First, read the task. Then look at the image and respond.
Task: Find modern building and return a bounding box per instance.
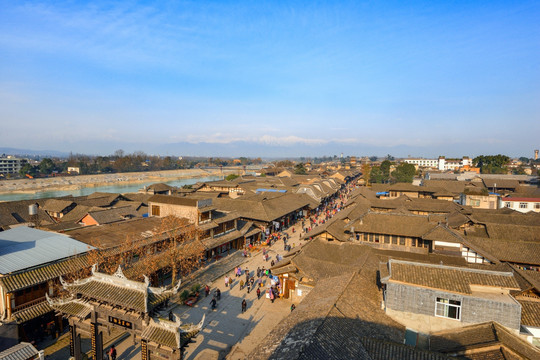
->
[0,156,28,175]
[404,156,472,171]
[501,197,540,213]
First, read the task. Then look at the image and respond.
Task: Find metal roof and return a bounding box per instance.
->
[0,342,39,360]
[255,188,287,193]
[0,226,92,274]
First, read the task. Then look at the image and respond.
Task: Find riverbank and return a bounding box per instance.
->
[0,168,242,196]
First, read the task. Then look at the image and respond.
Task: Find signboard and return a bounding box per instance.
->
[141,339,148,360]
[90,323,96,357]
[69,325,74,356]
[108,316,133,329]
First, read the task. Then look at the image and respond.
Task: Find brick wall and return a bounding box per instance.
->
[385,282,521,330]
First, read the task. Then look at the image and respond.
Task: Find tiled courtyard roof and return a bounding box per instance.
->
[385,260,519,294]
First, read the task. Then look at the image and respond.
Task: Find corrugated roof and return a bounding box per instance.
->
[0,342,39,360]
[0,227,92,274]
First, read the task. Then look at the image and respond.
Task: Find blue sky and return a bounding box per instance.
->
[1,1,539,157]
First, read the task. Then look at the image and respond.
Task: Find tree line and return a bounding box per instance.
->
[18,150,263,177]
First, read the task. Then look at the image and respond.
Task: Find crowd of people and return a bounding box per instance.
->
[203,182,355,317]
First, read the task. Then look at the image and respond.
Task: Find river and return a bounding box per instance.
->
[0,175,225,202]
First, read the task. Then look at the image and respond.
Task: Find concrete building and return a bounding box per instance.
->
[403,156,472,171]
[501,196,540,213]
[0,156,28,175]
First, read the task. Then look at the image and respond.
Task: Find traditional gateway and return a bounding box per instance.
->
[47,265,204,360]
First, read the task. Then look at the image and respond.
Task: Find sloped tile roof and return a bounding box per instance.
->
[11,300,53,323]
[387,260,519,294]
[41,199,74,213]
[141,326,178,349]
[350,212,436,238]
[0,255,89,292]
[465,237,540,266]
[518,300,540,327]
[430,321,540,360]
[65,280,147,313]
[50,300,92,319]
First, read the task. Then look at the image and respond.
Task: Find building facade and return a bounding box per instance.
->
[0,156,28,175]
[381,260,522,333]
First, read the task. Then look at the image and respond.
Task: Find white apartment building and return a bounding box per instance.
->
[404,156,471,171]
[500,197,540,213]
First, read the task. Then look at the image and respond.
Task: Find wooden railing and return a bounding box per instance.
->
[13,296,46,312]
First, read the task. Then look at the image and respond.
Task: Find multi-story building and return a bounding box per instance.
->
[0,156,28,175]
[403,156,471,171]
[501,197,540,213]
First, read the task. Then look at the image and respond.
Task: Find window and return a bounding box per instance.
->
[374,234,380,243]
[470,199,480,207]
[392,236,397,245]
[435,297,461,320]
[384,235,390,244]
[505,202,511,208]
[151,205,160,216]
[535,203,540,209]
[519,202,528,209]
[399,236,405,246]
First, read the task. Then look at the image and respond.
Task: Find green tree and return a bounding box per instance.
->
[19,163,36,177]
[370,166,384,183]
[369,156,378,162]
[391,163,416,183]
[380,160,392,183]
[39,158,56,174]
[225,174,240,181]
[294,163,307,175]
[473,154,510,174]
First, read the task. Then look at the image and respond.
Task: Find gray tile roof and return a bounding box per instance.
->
[385,260,520,294]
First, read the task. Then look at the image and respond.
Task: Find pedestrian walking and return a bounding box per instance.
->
[241,299,247,313]
[247,282,251,293]
[224,276,229,288]
[270,290,275,303]
[205,285,210,297]
[229,276,233,287]
[216,288,221,300]
[256,287,261,299]
[291,304,296,312]
[109,344,117,360]
[240,279,244,290]
[210,296,217,310]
